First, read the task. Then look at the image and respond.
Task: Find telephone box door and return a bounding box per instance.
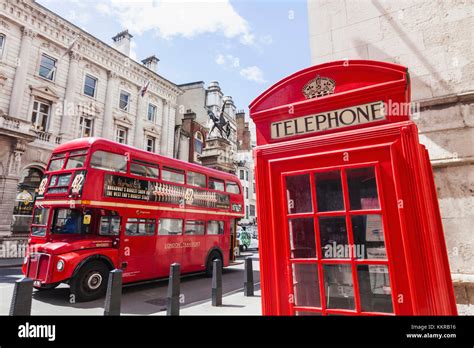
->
[270,144,411,316]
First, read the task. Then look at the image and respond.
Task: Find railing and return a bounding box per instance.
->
[0,115,35,135]
[36,131,52,142]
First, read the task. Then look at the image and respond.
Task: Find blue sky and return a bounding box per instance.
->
[38,0,310,115]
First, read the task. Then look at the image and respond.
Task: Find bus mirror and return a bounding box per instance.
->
[83,214,91,225]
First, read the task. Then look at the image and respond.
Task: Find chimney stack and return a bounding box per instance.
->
[142,55,160,73]
[112,30,133,57]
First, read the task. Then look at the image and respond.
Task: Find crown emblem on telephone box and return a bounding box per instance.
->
[302,75,336,99]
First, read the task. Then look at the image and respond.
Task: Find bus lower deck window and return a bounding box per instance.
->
[208,221,224,235]
[158,218,183,235]
[125,218,155,236]
[99,216,121,235]
[185,220,205,235]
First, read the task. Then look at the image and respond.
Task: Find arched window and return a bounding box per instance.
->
[194,131,204,154]
[12,167,44,233]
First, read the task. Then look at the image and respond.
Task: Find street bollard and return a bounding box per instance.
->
[244,257,254,297]
[167,263,181,316]
[104,269,123,316]
[211,259,222,306]
[10,278,33,316]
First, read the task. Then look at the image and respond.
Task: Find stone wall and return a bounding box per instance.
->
[308,0,474,308]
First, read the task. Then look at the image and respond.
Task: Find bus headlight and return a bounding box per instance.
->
[56,259,65,272]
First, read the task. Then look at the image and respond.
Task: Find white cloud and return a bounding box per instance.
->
[97,0,255,45]
[215,54,240,69]
[239,66,266,83]
[259,34,273,45]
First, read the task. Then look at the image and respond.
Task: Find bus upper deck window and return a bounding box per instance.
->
[130,160,159,178]
[226,181,240,194]
[48,153,66,171]
[65,149,88,169]
[187,171,206,188]
[209,178,225,191]
[162,167,185,184]
[90,151,127,173]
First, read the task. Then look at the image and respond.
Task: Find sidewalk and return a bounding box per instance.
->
[155,286,262,315]
[0,258,22,268]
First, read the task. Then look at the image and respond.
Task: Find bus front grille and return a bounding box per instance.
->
[26,253,51,283]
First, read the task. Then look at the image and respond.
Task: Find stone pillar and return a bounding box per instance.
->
[133,87,147,149]
[160,100,169,156]
[168,105,176,158]
[0,140,26,236]
[102,72,118,140]
[8,27,36,120]
[60,52,81,141]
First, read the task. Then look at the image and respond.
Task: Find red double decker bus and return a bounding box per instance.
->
[22,138,244,301]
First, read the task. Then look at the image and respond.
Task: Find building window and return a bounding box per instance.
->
[116,126,128,144]
[31,99,50,131]
[39,54,56,80]
[250,204,256,217]
[245,170,249,181]
[194,132,204,154]
[12,167,44,234]
[79,116,93,137]
[147,103,157,122]
[246,187,249,199]
[246,205,249,219]
[240,169,244,180]
[83,74,97,97]
[0,34,5,58]
[119,90,130,111]
[145,136,155,152]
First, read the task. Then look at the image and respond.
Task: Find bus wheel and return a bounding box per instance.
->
[70,261,109,302]
[205,251,222,278]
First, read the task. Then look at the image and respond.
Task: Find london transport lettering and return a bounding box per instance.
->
[104,174,231,209]
[271,101,385,139]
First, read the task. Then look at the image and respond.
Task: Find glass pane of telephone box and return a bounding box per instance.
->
[357,265,393,313]
[292,263,321,308]
[351,215,387,259]
[286,174,312,214]
[323,264,355,310]
[315,170,344,212]
[319,217,349,259]
[347,167,380,210]
[288,218,316,258]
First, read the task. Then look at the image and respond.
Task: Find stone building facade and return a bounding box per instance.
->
[0,0,181,248]
[307,0,473,309]
[235,111,256,225]
[176,81,238,174]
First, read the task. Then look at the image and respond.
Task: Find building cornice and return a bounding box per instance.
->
[0,0,183,101]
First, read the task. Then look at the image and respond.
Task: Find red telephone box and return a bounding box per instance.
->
[249,60,457,316]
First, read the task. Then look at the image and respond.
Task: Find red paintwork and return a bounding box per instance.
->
[250,60,457,316]
[23,138,244,287]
